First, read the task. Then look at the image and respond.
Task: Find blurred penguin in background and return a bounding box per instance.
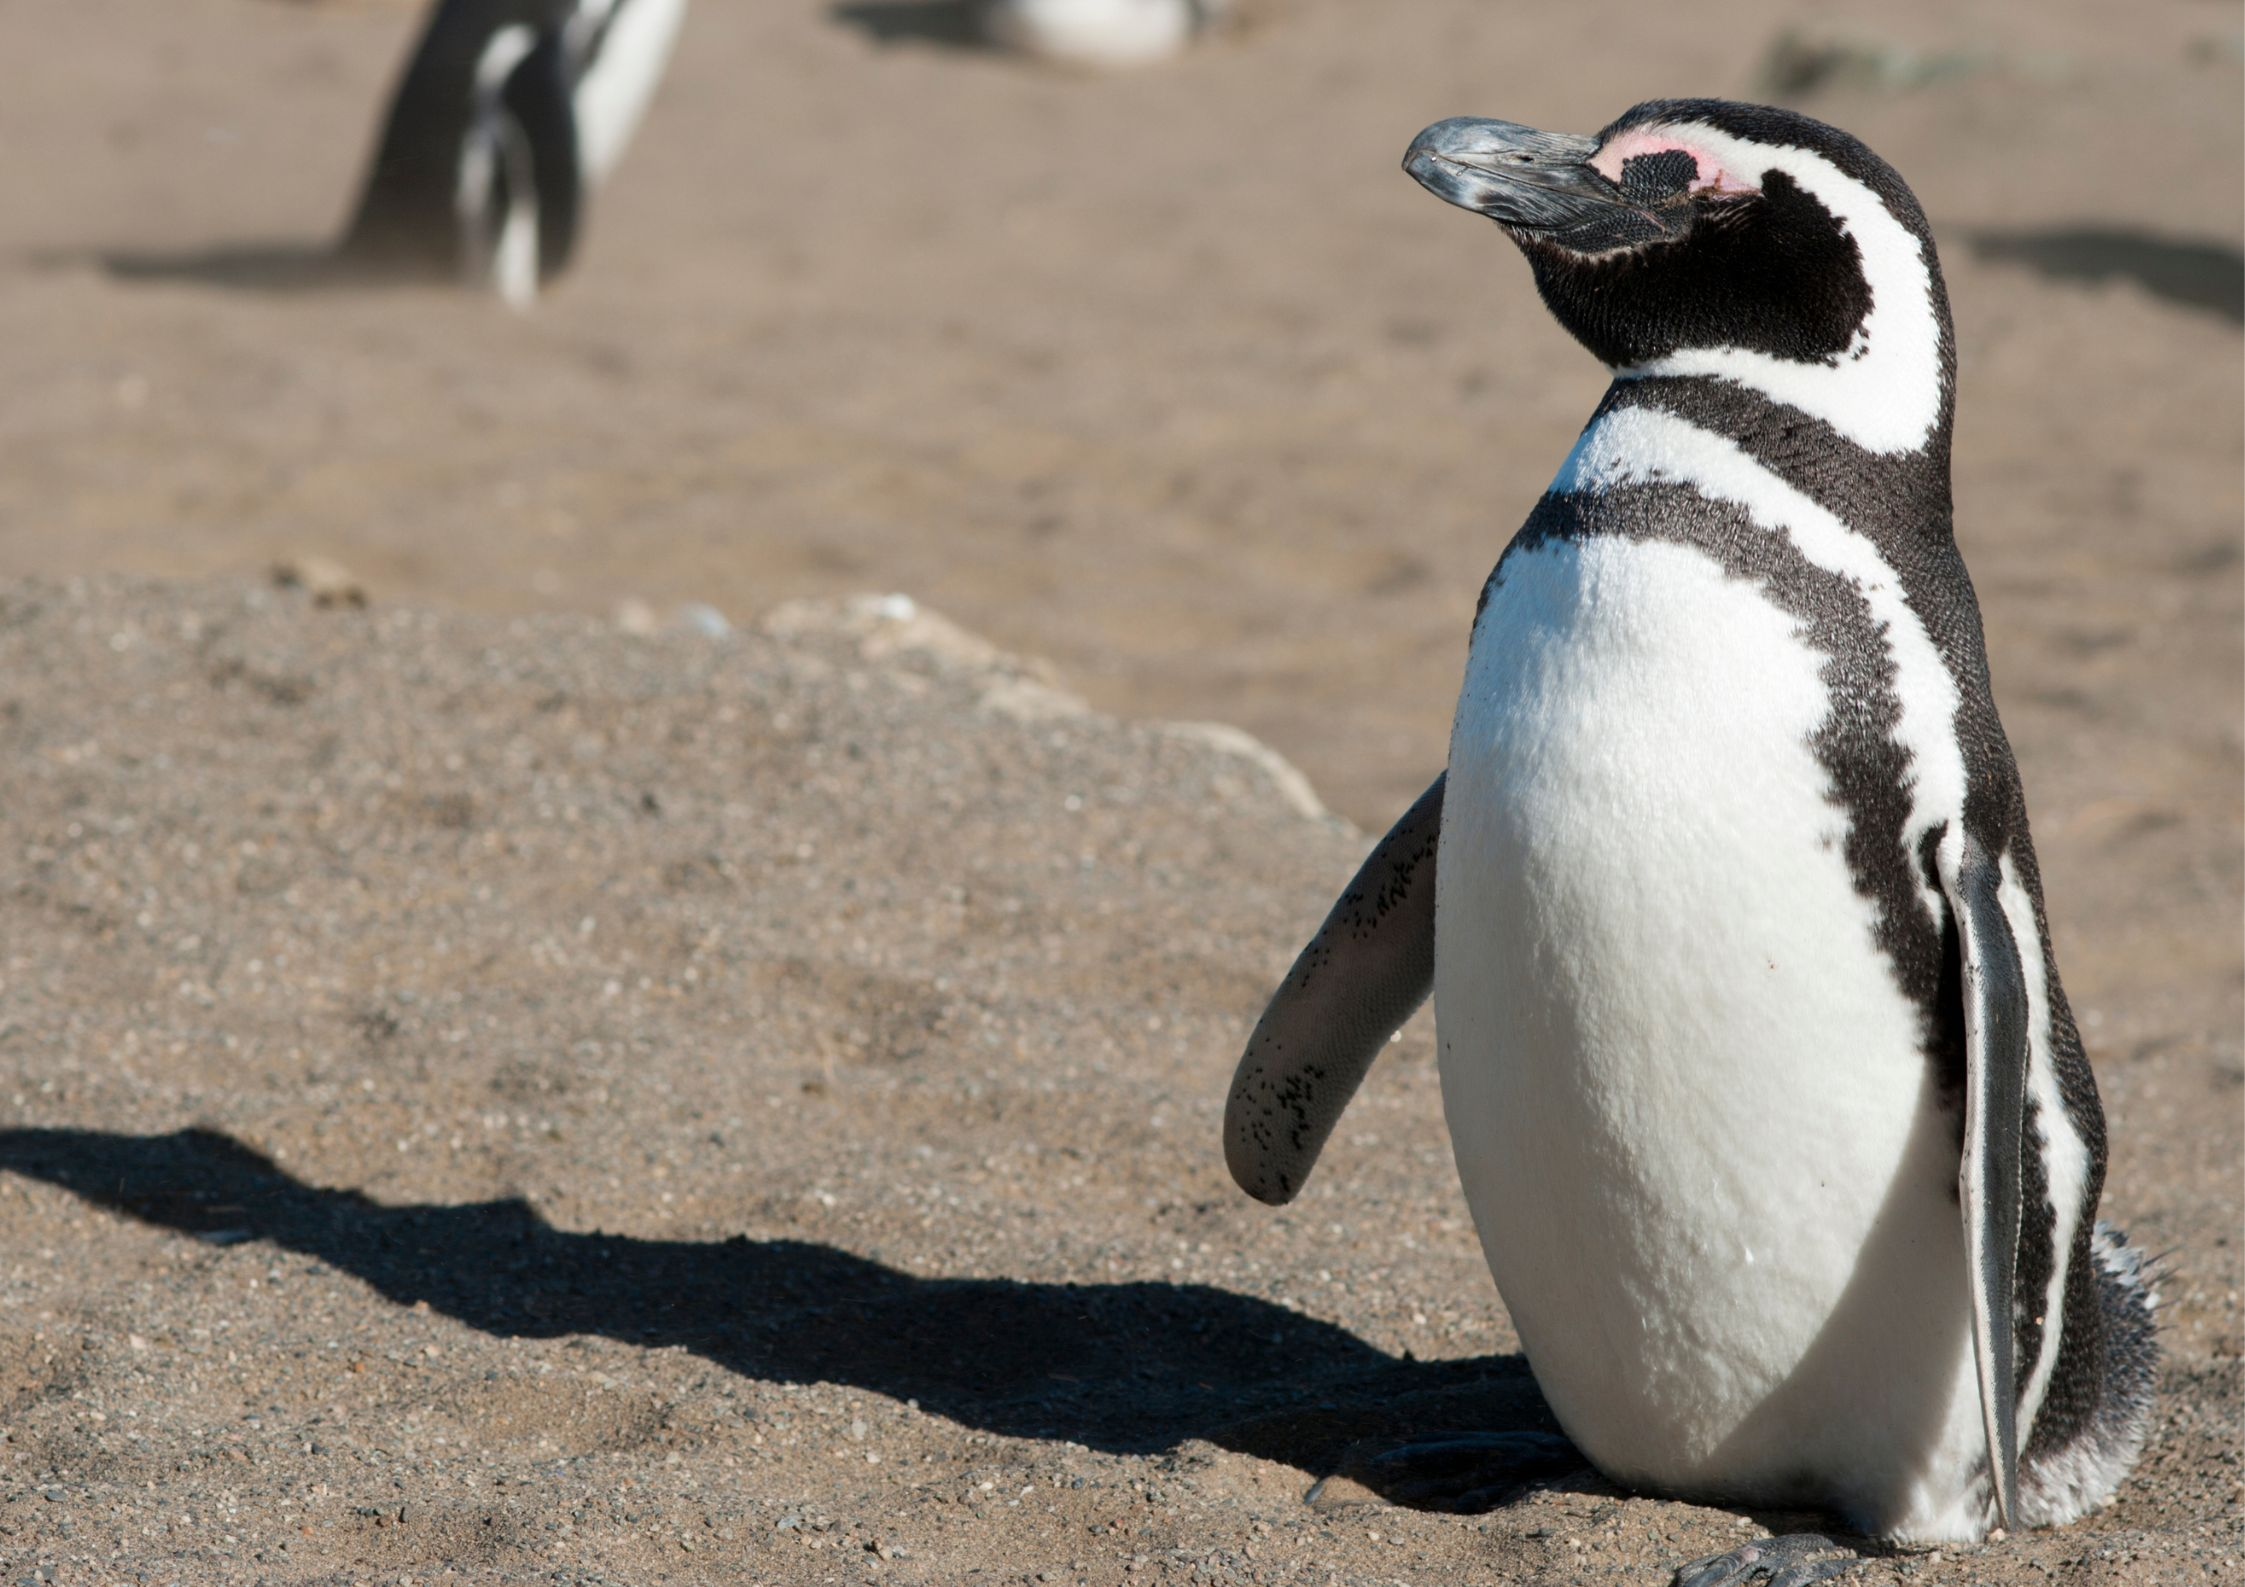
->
[340,0,689,308]
[982,0,1232,68]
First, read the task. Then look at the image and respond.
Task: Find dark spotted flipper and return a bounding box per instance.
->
[1224,774,1444,1205]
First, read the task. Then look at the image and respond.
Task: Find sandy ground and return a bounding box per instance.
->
[0,576,2235,1587]
[0,1,2239,1584]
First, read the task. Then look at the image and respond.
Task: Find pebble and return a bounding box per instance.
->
[673,603,731,640]
[270,556,367,609]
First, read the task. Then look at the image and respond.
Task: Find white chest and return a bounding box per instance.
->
[1434,531,1984,1536]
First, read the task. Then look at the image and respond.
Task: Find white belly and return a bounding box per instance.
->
[1434,533,1988,1539]
[572,0,690,188]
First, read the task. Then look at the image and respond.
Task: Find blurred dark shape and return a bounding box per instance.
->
[1756,31,1990,98]
[339,0,589,307]
[341,0,688,306]
[830,1,987,50]
[1971,228,2245,324]
[0,1124,1586,1507]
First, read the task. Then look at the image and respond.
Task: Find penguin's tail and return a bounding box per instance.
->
[2017,1222,2159,1529]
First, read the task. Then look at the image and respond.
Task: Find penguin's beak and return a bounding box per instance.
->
[1404,117,1671,241]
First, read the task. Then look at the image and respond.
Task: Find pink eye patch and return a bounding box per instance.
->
[1592,130,1760,198]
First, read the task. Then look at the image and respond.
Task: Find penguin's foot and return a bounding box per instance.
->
[1671,1534,1858,1587]
[1305,1430,1585,1513]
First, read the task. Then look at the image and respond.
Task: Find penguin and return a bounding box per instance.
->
[981,0,1231,69]
[1222,100,2156,1582]
[338,0,689,307]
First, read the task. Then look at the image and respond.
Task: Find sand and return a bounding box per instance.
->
[0,1,2239,1583]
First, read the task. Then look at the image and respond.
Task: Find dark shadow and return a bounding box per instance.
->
[89,243,360,294]
[63,243,465,296]
[830,1,989,50]
[0,1126,1575,1504]
[1970,227,2245,324]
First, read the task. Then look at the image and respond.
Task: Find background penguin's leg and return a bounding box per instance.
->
[1223,773,1442,1205]
[501,31,584,286]
[1946,831,2030,1530]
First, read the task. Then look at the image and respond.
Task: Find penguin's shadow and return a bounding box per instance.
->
[57,243,447,297]
[829,2,990,52]
[0,1126,1578,1507]
[90,243,348,294]
[1969,226,2245,324]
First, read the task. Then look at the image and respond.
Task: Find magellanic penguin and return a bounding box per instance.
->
[1222,99,2156,1575]
[981,0,1232,69]
[339,0,689,308]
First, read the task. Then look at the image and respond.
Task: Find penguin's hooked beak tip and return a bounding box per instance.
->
[1404,116,1666,241]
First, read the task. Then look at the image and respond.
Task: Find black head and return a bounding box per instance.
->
[1403,100,1952,441]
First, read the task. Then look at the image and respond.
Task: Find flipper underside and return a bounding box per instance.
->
[1224,773,1444,1204]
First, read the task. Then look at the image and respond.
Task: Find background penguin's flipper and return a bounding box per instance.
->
[1947,832,2029,1529]
[502,31,584,282]
[1224,773,1443,1205]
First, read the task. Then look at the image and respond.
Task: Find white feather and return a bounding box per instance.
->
[569,0,689,187]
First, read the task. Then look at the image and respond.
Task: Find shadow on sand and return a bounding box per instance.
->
[1969,226,2245,324]
[0,1126,1579,1505]
[829,2,989,51]
[91,243,352,293]
[67,243,464,297]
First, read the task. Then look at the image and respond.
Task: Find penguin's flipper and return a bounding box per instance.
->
[1946,832,2030,1530]
[1224,773,1444,1205]
[502,31,584,282]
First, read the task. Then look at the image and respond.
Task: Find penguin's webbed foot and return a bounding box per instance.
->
[1671,1533,1858,1587]
[1305,1430,1586,1513]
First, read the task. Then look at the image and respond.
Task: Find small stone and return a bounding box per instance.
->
[672,603,731,640]
[272,555,367,609]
